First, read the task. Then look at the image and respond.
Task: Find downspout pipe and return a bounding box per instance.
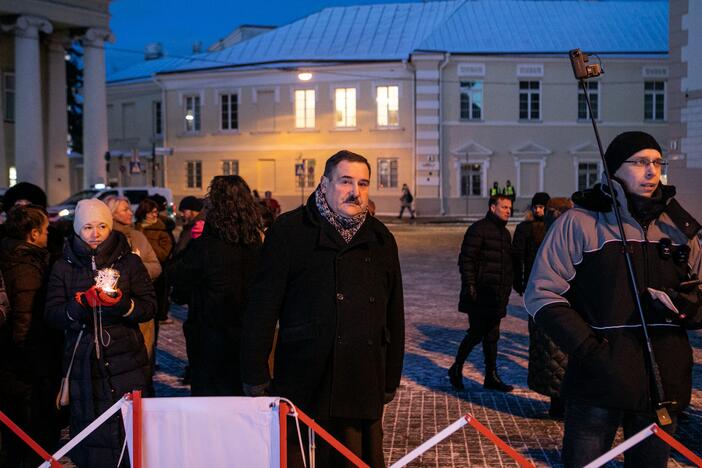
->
[438,52,450,215]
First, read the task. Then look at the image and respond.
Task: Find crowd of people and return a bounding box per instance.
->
[0,131,701,468]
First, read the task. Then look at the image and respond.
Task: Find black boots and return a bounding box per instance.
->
[483,370,513,392]
[448,363,464,390]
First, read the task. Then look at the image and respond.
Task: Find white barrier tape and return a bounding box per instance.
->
[583,424,656,468]
[390,416,468,468]
[120,400,134,467]
[38,397,128,468]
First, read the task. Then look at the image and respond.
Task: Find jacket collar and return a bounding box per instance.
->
[64,230,131,268]
[485,210,508,228]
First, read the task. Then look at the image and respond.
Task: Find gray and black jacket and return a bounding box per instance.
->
[525,179,702,413]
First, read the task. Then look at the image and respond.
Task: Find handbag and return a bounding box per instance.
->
[56,329,83,409]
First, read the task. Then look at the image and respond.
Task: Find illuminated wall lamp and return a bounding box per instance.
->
[298,72,313,81]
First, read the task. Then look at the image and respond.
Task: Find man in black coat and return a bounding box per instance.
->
[449,194,513,392]
[241,150,405,468]
[512,192,550,295]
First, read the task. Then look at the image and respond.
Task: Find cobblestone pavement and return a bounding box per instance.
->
[154,224,702,467]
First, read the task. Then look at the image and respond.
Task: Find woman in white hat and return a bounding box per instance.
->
[45,199,156,468]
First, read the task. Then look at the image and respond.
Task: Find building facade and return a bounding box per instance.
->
[0,0,112,203]
[107,0,686,216]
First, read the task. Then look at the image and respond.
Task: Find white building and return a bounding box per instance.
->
[107,0,694,216]
[0,0,112,203]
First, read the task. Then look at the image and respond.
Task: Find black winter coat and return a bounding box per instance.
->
[45,231,156,468]
[527,317,567,398]
[511,219,546,295]
[241,195,405,420]
[173,227,260,396]
[458,211,513,316]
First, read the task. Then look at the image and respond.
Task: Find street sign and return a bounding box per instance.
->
[295,162,305,177]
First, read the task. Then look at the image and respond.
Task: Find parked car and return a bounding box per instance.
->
[48,186,174,223]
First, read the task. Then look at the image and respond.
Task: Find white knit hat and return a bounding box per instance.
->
[74,199,113,235]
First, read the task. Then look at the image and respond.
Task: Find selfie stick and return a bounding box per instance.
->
[569,49,673,426]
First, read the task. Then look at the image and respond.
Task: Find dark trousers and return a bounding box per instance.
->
[562,401,677,468]
[454,313,502,372]
[287,417,384,468]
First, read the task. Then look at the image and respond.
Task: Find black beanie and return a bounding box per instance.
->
[604,131,662,175]
[3,182,47,211]
[531,192,551,208]
[178,196,203,212]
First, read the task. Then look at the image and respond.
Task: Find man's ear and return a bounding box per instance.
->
[28,228,40,243]
[320,176,329,193]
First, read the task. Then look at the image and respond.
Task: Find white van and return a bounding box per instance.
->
[48,186,173,223]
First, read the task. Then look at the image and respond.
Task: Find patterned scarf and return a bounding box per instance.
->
[314,185,367,243]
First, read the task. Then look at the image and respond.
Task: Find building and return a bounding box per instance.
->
[669,0,702,221]
[107,0,680,216]
[0,0,112,203]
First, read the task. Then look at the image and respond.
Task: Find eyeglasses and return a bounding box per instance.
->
[621,158,669,168]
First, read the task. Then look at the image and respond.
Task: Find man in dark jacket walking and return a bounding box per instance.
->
[449,194,513,392]
[525,132,702,467]
[241,150,404,468]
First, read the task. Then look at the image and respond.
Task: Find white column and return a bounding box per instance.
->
[13,16,53,188]
[46,34,70,203]
[82,27,113,188]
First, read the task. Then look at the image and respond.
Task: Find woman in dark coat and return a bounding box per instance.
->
[172,175,262,396]
[45,199,156,468]
[0,205,63,466]
[135,198,174,325]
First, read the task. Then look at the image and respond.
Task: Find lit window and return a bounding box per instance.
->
[184,95,201,132]
[460,81,483,121]
[644,81,666,121]
[294,89,315,129]
[335,88,356,127]
[376,85,399,127]
[8,166,17,187]
[519,81,540,120]
[186,160,202,189]
[221,93,239,130]
[377,158,398,188]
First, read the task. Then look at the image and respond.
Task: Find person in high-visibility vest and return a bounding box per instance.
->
[490,181,501,197]
[503,180,516,215]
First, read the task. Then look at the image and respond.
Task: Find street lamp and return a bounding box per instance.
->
[297,71,312,81]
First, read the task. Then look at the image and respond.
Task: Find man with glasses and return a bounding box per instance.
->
[525,131,702,467]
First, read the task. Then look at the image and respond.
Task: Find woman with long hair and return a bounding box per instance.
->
[45,199,155,467]
[173,175,262,395]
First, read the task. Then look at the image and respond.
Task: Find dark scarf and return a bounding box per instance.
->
[627,186,666,229]
[314,186,367,243]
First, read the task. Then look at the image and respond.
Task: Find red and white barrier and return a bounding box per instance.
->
[583,423,702,468]
[390,413,535,468]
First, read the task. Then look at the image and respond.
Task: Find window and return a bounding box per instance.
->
[8,166,17,187]
[460,81,483,120]
[376,85,399,127]
[377,159,398,189]
[221,93,238,130]
[578,162,600,192]
[296,159,316,188]
[186,160,202,189]
[3,73,15,121]
[519,81,540,120]
[460,163,482,196]
[578,81,599,120]
[294,89,315,129]
[184,95,201,132]
[644,81,665,121]
[335,87,356,127]
[153,101,162,136]
[222,159,238,175]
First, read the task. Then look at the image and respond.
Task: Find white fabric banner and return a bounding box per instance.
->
[124,396,281,468]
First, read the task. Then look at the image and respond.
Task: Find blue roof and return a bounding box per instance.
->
[107,0,667,83]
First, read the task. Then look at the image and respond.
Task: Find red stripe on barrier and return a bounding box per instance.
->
[0,410,62,467]
[465,415,536,468]
[651,424,702,467]
[280,402,289,468]
[132,391,143,468]
[282,403,370,468]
